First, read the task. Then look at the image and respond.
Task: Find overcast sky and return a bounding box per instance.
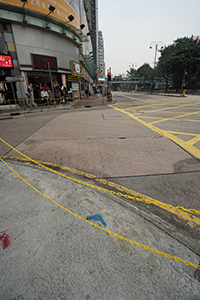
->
[98,0,200,76]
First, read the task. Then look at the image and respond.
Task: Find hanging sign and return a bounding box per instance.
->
[0,55,13,68]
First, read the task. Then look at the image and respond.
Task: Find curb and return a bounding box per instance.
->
[0,98,115,118]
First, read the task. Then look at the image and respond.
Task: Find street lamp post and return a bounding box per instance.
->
[149,41,163,94]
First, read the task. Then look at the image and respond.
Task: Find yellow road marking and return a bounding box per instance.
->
[169,119,200,123]
[141,116,171,120]
[109,105,200,161]
[1,157,199,270]
[166,131,196,136]
[186,135,200,146]
[150,110,200,124]
[121,98,197,110]
[3,155,200,228]
[135,111,184,114]
[135,102,200,114]
[138,116,200,123]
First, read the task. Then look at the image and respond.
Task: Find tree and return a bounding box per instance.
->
[113,74,124,81]
[136,63,152,78]
[126,67,137,79]
[157,37,200,91]
[136,63,153,89]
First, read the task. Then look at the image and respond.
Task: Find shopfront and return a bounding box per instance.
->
[25,54,62,102]
[60,61,82,100]
[0,54,16,104]
[66,74,80,100]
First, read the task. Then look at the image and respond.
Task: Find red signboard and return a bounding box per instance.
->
[32,54,57,71]
[0,55,13,68]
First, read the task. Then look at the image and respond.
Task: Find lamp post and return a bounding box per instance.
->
[149,41,163,94]
[129,63,137,92]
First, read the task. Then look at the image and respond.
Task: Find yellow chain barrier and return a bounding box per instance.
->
[0,95,93,108]
[1,137,200,217]
[0,97,64,108]
[0,156,199,270]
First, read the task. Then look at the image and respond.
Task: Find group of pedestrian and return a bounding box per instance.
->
[85,89,91,98]
[26,83,71,107]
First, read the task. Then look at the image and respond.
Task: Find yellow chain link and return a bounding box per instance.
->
[1,137,200,216]
[0,156,199,270]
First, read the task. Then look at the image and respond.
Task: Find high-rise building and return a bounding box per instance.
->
[98,31,105,78]
[83,0,98,79]
[0,0,95,102]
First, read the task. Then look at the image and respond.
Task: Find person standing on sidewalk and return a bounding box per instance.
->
[85,89,89,98]
[64,87,70,103]
[27,83,37,107]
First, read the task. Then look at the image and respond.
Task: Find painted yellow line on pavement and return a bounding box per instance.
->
[140,116,166,120]
[1,157,199,270]
[169,119,200,123]
[3,155,200,228]
[139,102,200,114]
[109,105,200,162]
[186,135,200,146]
[166,131,196,136]
[150,110,200,125]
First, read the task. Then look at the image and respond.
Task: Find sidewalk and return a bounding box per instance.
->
[0,159,200,299]
[0,95,112,117]
[72,95,109,107]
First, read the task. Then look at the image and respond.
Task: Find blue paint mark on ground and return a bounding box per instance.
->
[86,214,107,227]
[3,156,12,161]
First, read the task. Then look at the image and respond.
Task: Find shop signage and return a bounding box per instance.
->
[70,61,82,76]
[72,82,79,91]
[0,0,80,30]
[61,74,67,87]
[6,76,24,82]
[67,74,80,81]
[0,55,13,68]
[32,54,58,71]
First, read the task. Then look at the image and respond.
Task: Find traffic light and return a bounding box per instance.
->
[108,72,111,81]
[185,71,188,75]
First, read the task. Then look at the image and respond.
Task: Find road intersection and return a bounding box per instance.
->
[0,92,200,298]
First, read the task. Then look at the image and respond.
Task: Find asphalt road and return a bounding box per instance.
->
[0,93,200,252]
[110,92,200,247]
[1,93,200,298]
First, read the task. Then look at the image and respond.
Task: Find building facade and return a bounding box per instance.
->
[83,0,98,79]
[98,30,105,78]
[0,0,95,103]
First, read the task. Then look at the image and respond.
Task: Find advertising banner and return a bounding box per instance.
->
[0,0,80,29]
[61,74,66,87]
[0,55,13,68]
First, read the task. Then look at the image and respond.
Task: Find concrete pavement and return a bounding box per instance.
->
[0,160,200,299]
[1,104,200,247]
[1,94,200,298]
[0,94,111,117]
